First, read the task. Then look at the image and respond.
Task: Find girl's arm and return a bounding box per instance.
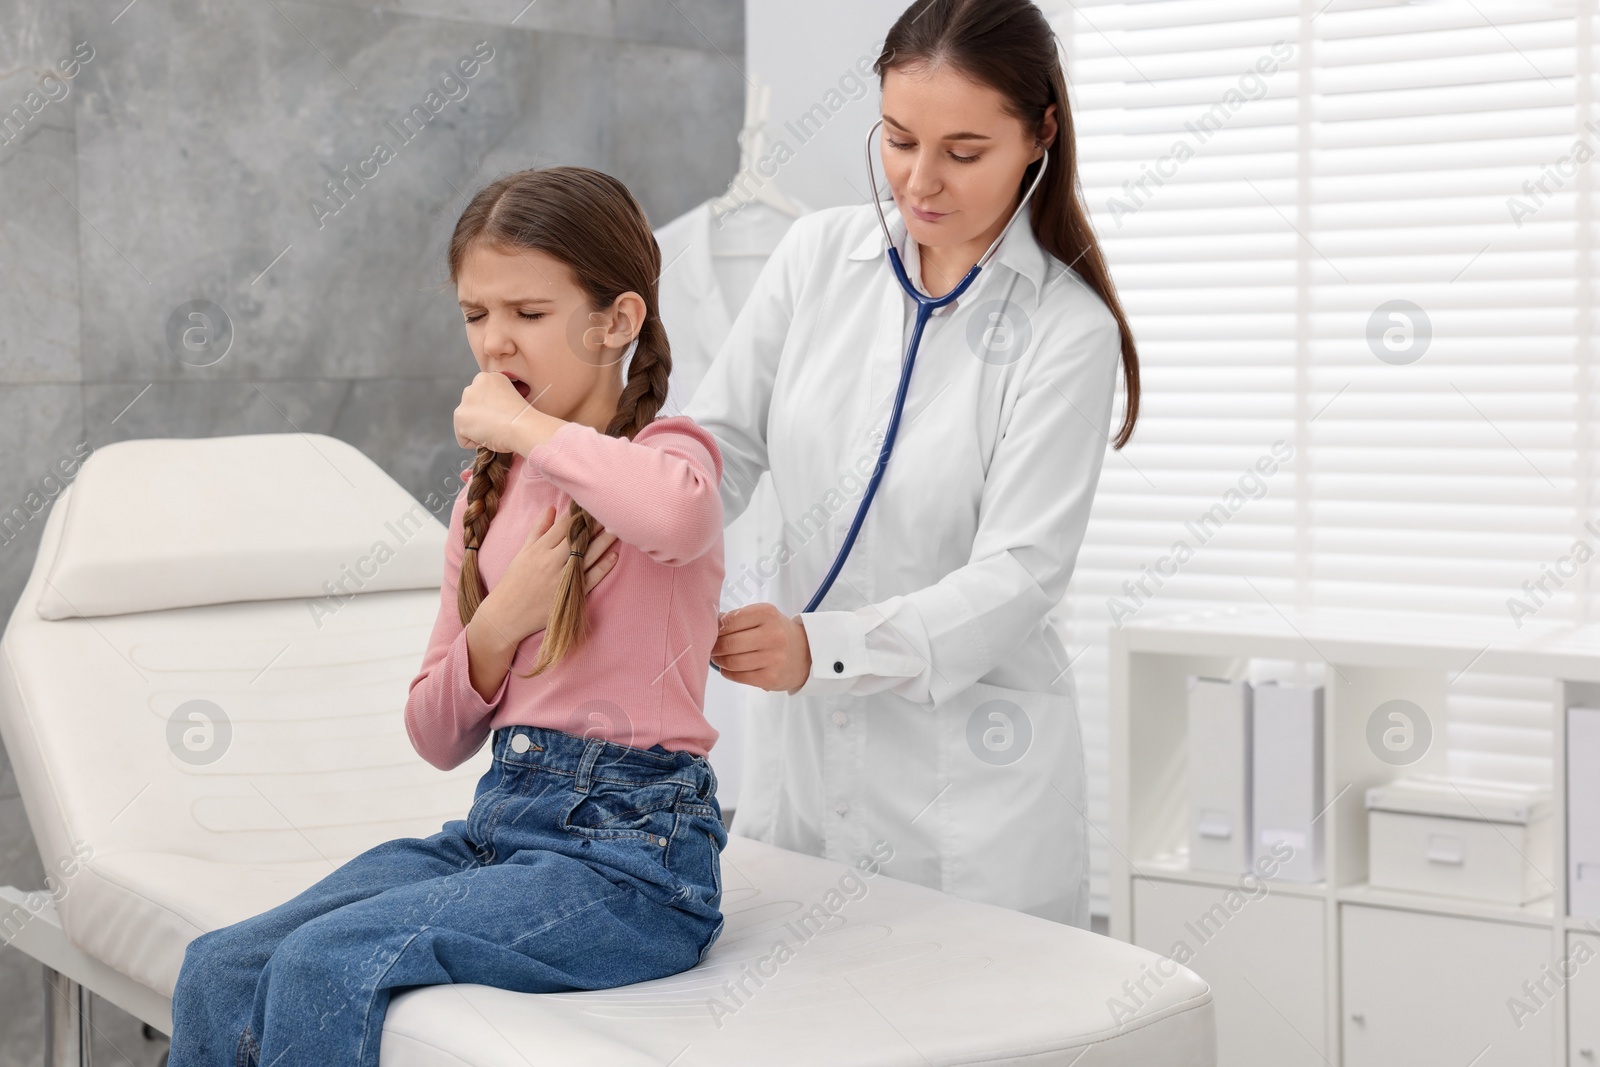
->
[465,603,518,703]
[525,415,723,566]
[404,483,509,771]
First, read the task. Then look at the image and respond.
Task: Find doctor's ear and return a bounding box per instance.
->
[1033,103,1059,161]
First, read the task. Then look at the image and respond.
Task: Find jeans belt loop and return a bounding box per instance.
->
[575,738,601,793]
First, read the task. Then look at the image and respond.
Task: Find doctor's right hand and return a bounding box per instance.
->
[711,603,813,694]
[481,504,619,642]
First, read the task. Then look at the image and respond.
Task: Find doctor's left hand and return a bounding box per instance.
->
[455,371,539,454]
[711,603,812,694]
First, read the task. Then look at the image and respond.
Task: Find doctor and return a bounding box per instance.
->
[687,0,1140,928]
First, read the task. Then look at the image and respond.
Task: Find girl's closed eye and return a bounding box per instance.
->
[463,310,547,323]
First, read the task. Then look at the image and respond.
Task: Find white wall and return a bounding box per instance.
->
[743,1,1076,209]
[744,0,907,210]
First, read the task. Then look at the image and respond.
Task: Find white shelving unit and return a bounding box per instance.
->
[1109,604,1600,1067]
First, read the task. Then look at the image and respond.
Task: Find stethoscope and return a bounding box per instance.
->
[711,120,1049,673]
[800,120,1051,613]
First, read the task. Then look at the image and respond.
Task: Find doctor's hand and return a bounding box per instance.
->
[710,603,812,694]
[479,504,618,643]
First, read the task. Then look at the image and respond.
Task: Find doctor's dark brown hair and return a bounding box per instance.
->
[447,166,672,676]
[878,0,1141,448]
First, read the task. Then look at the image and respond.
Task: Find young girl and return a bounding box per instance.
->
[166,166,729,1067]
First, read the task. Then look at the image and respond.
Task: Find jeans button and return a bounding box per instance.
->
[510,733,531,754]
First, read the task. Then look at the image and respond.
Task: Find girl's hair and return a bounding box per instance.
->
[447,166,671,676]
[878,0,1141,448]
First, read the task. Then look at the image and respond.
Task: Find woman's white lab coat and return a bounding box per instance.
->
[684,196,1121,928]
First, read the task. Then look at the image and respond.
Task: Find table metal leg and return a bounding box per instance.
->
[42,965,92,1067]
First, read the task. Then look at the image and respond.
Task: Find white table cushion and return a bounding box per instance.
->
[0,436,1215,1066]
[77,837,1215,1066]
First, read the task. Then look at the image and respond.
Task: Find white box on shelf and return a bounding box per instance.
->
[1188,676,1253,874]
[1570,706,1600,919]
[1365,776,1552,906]
[1251,681,1324,883]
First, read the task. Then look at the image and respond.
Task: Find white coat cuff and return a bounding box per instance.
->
[795,610,868,696]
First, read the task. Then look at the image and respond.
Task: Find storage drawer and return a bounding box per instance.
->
[1341,904,1551,1067]
[1133,877,1325,1067]
[1571,930,1600,1067]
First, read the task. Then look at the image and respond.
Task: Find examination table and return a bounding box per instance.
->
[0,432,1215,1065]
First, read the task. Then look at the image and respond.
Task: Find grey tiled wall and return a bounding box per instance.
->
[0,0,744,1060]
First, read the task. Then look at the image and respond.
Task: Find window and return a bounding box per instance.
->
[1041,0,1586,917]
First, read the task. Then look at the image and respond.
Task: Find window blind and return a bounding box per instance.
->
[1038,0,1586,918]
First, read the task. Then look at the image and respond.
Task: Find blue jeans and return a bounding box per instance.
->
[167,724,727,1067]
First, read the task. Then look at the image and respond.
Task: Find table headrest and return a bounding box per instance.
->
[35,433,449,620]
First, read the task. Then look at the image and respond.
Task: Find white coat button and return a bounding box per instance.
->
[835,801,849,815]
[510,733,531,753]
[831,710,848,726]
[832,660,844,673]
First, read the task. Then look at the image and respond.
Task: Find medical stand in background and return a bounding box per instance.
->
[653,77,810,819]
[699,86,804,315]
[656,79,808,414]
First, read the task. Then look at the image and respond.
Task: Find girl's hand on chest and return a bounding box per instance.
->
[484,504,620,642]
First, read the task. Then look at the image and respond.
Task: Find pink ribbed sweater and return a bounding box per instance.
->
[404,415,725,771]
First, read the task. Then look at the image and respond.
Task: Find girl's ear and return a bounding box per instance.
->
[603,291,648,350]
